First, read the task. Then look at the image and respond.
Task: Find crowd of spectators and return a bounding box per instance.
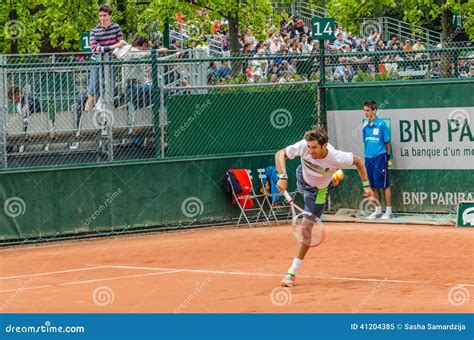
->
[170,15,473,84]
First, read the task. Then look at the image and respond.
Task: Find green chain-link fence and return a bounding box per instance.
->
[324,45,474,82]
[1,46,472,170]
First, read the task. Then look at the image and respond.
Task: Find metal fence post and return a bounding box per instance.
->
[103,53,114,161]
[194,46,209,89]
[151,49,161,158]
[318,42,326,128]
[0,56,7,169]
[160,87,166,158]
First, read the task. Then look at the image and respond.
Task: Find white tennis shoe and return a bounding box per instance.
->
[367,211,383,220]
[381,212,394,220]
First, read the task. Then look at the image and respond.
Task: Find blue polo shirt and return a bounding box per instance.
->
[363,117,390,158]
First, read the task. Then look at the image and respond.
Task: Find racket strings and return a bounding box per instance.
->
[293,214,325,247]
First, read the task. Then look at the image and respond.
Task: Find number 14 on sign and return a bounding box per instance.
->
[311,18,335,40]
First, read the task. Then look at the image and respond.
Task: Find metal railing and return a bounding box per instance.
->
[170,29,225,56]
[362,17,442,48]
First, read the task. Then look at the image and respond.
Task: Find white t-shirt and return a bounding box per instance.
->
[286,140,354,188]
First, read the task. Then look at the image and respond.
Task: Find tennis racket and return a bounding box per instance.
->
[283,190,326,247]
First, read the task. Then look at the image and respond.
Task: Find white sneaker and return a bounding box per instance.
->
[381,212,394,220]
[367,211,383,220]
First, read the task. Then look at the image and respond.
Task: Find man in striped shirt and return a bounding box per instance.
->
[84,5,123,112]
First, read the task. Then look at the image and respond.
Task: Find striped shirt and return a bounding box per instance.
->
[90,23,123,53]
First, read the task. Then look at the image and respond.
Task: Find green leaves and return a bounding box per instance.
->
[1,0,472,54]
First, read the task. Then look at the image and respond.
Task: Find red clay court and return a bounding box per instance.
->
[1,222,473,313]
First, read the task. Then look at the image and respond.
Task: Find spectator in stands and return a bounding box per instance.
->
[334,25,346,39]
[334,33,345,50]
[217,60,232,80]
[208,61,218,78]
[412,38,426,51]
[386,35,398,49]
[258,60,269,79]
[242,42,253,55]
[270,73,279,83]
[354,39,371,73]
[169,39,181,52]
[375,39,386,51]
[300,35,312,53]
[254,69,263,82]
[269,35,282,54]
[8,86,42,121]
[368,29,381,47]
[208,72,217,85]
[344,32,357,49]
[403,40,413,51]
[356,38,370,52]
[311,40,320,52]
[211,19,221,33]
[292,19,306,38]
[333,61,355,82]
[84,5,124,112]
[412,38,429,58]
[289,40,301,54]
[269,62,280,78]
[122,36,153,111]
[253,41,265,54]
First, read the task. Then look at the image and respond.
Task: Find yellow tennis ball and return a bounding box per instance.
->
[333,169,344,182]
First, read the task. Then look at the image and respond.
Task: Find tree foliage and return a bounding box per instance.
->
[0,0,471,54]
[326,0,473,42]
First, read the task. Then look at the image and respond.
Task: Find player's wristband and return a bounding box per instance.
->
[362,180,370,188]
[278,173,288,180]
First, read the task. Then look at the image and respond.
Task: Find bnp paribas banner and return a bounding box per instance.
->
[328,107,474,170]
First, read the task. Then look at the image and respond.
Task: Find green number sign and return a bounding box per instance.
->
[81,32,91,52]
[311,18,335,40]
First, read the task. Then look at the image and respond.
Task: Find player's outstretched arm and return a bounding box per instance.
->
[352,155,374,198]
[275,149,289,193]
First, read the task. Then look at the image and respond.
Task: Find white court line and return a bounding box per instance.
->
[109,265,474,287]
[1,265,473,295]
[0,266,111,280]
[0,270,182,293]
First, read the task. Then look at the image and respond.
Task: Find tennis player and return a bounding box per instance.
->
[275,126,374,287]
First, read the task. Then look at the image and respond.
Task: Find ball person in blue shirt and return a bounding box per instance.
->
[363,100,393,219]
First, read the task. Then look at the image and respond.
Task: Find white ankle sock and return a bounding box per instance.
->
[288,257,302,275]
[386,206,392,214]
